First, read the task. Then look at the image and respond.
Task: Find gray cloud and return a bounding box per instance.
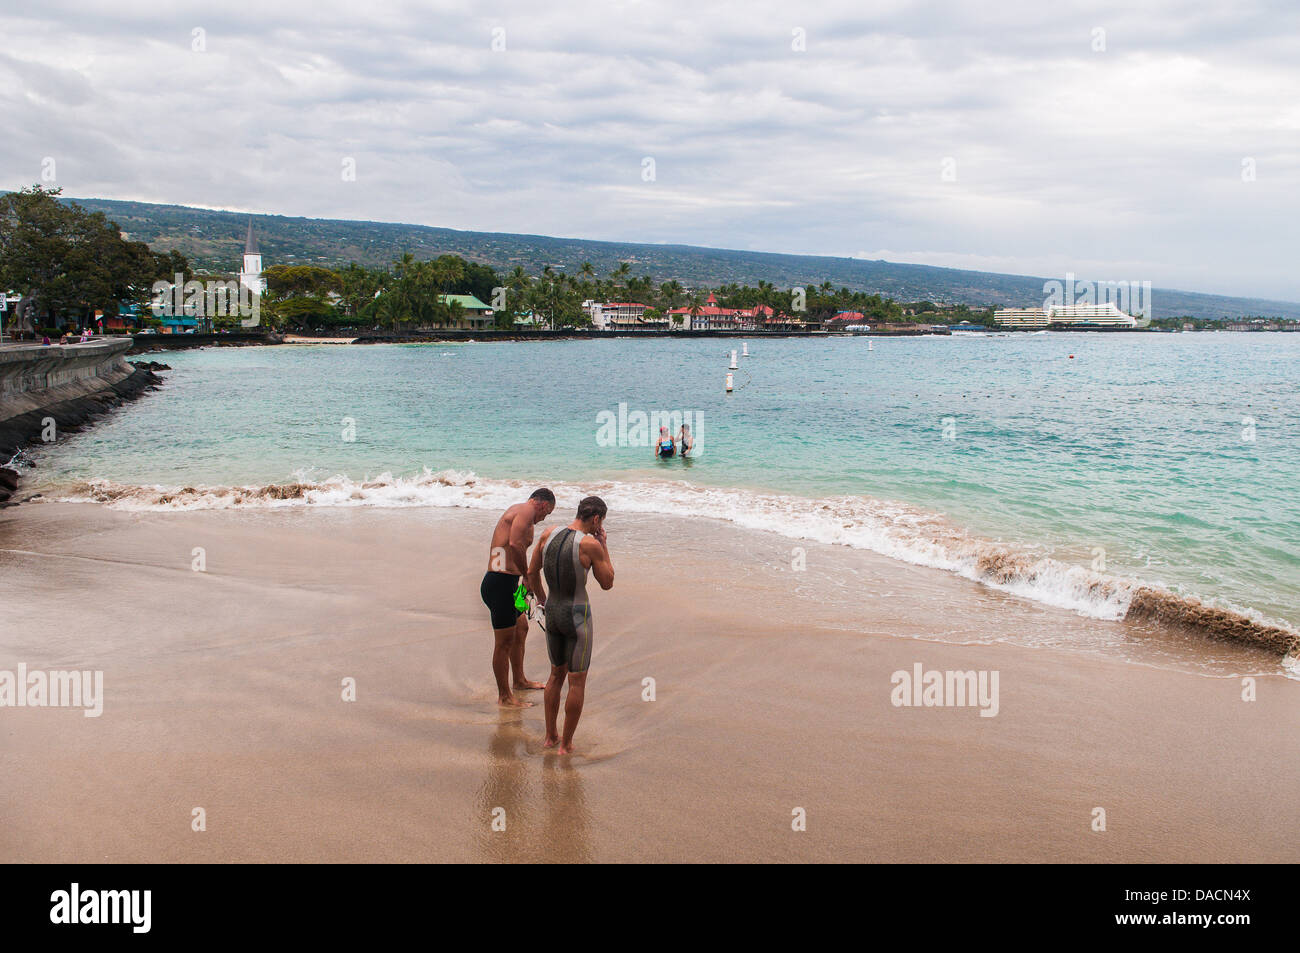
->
[2,0,1298,298]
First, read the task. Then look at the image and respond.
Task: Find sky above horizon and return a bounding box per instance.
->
[3,0,1299,300]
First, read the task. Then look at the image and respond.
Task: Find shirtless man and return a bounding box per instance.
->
[525,496,615,754]
[481,488,555,707]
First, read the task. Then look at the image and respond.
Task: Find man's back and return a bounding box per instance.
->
[542,527,590,609]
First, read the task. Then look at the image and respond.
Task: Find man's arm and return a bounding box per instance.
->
[507,510,531,576]
[526,529,550,604]
[583,535,615,591]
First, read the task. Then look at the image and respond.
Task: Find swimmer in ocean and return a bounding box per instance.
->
[677,423,694,457]
[654,426,676,459]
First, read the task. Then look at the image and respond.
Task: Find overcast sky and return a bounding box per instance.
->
[3,0,1298,299]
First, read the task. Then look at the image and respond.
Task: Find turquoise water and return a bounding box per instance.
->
[30,334,1300,627]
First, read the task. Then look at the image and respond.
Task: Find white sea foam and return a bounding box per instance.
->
[49,469,1300,654]
[47,469,1214,627]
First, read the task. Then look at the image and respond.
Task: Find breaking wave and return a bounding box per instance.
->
[52,469,1299,656]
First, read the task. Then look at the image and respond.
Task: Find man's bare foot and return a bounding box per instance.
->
[558,742,575,755]
[543,735,560,748]
[514,680,546,690]
[498,695,535,708]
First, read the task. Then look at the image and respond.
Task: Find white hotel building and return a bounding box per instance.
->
[584,301,663,329]
[994,302,1141,329]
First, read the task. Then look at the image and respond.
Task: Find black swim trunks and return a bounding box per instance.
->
[481,571,521,630]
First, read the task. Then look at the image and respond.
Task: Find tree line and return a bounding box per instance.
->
[0,184,984,333]
[257,257,978,331]
[0,186,190,333]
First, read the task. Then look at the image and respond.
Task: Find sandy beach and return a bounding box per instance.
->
[2,501,1295,863]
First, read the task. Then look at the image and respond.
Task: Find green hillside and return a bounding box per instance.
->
[61,197,1300,321]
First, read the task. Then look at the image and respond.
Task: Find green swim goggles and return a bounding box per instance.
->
[516,584,546,632]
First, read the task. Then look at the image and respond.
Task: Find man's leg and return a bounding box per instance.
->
[493,627,532,708]
[543,663,568,748]
[559,671,588,754]
[511,614,545,690]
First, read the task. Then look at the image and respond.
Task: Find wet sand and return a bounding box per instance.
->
[1,502,1296,863]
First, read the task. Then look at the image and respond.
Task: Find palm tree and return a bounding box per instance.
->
[446,299,464,329]
[609,262,631,297]
[393,252,417,281]
[338,262,382,321]
[501,266,530,320]
[376,292,403,335]
[431,255,464,296]
[686,290,705,330]
[659,280,685,310]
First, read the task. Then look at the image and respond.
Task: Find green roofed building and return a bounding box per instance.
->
[438,294,494,329]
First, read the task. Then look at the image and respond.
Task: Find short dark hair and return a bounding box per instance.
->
[576,496,607,521]
[530,488,556,505]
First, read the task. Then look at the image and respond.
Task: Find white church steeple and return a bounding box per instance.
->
[238,219,265,294]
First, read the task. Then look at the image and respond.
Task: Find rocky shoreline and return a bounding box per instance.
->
[0,360,167,506]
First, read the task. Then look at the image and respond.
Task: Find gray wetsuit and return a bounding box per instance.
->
[542,527,595,672]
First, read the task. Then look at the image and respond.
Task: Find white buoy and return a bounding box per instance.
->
[725,372,734,393]
[729,349,738,370]
[742,341,749,357]
[868,339,874,351]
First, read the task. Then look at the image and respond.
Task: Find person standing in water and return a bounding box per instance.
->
[654,426,675,458]
[525,496,615,754]
[481,488,555,708]
[677,423,694,457]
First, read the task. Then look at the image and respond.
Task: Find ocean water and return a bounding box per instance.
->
[24,333,1300,635]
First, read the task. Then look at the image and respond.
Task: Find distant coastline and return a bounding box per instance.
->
[59,195,1300,323]
[114,322,1300,352]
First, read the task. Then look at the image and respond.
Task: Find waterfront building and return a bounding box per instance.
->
[1048,303,1138,327]
[437,294,495,329]
[995,303,1138,329]
[584,301,654,329]
[993,308,1050,329]
[665,294,763,331]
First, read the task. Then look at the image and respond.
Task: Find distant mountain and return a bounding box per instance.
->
[64,196,1300,321]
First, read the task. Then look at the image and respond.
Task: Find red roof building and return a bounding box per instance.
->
[664,296,809,331]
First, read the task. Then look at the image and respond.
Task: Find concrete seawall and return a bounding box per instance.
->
[130,332,279,353]
[0,338,164,504]
[0,339,134,414]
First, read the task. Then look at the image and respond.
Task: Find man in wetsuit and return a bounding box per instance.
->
[481,488,555,708]
[525,495,615,754]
